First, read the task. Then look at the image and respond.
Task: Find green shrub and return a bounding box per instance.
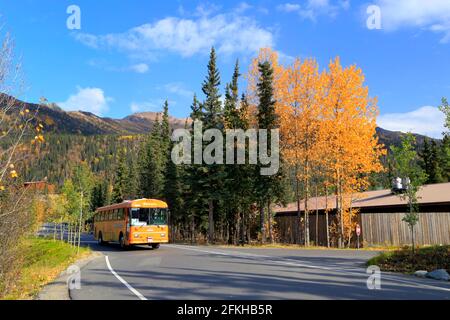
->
[367,245,450,274]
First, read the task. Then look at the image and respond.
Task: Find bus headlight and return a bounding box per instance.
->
[160,233,165,237]
[134,233,140,238]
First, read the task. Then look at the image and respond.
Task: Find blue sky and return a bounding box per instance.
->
[0,0,449,137]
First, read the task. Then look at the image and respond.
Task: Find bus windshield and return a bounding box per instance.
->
[130,208,168,226]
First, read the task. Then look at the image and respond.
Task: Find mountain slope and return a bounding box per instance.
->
[3,95,438,147]
[3,95,188,135]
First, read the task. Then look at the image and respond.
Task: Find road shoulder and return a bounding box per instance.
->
[37,252,103,300]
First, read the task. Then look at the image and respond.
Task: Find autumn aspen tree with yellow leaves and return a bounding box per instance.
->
[248,49,385,247]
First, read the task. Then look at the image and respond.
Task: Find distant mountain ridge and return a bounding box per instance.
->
[3,95,438,147]
[3,95,188,135]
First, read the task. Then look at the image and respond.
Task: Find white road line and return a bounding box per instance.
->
[105,256,148,300]
[166,244,450,293]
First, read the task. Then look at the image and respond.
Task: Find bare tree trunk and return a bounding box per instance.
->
[190,215,195,244]
[315,184,319,246]
[240,210,245,246]
[325,186,330,248]
[77,191,83,254]
[208,200,214,244]
[60,218,64,241]
[339,183,344,248]
[68,224,71,245]
[267,200,273,244]
[305,174,310,247]
[296,178,301,245]
[336,172,344,249]
[53,222,57,241]
[260,203,266,244]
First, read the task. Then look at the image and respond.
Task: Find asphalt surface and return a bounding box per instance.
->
[69,234,450,300]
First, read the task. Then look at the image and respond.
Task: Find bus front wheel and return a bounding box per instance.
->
[97,232,105,245]
[119,234,128,250]
[151,243,160,249]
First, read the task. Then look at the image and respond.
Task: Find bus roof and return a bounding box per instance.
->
[96,199,168,212]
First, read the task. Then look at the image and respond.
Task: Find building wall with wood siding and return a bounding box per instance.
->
[275,207,450,247]
[361,211,450,246]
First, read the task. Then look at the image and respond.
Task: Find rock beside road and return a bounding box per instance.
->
[425,269,450,281]
[414,270,428,278]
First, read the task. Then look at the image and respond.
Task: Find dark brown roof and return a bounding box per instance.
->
[275,182,450,214]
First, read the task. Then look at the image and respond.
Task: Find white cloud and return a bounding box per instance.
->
[278,3,302,13]
[163,82,194,98]
[130,99,174,113]
[59,87,113,116]
[74,10,274,58]
[374,0,450,43]
[235,2,252,14]
[377,106,445,139]
[88,59,149,74]
[129,63,149,74]
[277,0,349,20]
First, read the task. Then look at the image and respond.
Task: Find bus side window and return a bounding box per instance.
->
[118,208,123,220]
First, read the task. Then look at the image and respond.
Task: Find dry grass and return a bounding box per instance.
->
[1,237,90,300]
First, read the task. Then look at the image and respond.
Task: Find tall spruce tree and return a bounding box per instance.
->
[112,147,128,203]
[182,95,208,242]
[138,116,165,198]
[161,100,171,165]
[200,47,225,243]
[255,61,286,243]
[223,60,242,244]
[439,98,450,182]
[440,135,450,182]
[429,140,443,183]
[421,138,443,184]
[164,139,183,240]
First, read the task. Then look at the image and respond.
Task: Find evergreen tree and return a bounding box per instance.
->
[164,140,184,240]
[112,147,128,203]
[421,138,443,184]
[199,47,225,243]
[440,135,450,182]
[126,155,139,199]
[438,98,450,182]
[223,60,241,244]
[255,61,286,243]
[137,109,170,199]
[91,178,108,211]
[421,138,432,182]
[182,95,207,242]
[202,47,223,130]
[161,100,171,165]
[429,140,443,183]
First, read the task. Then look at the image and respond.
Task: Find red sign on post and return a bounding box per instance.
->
[356,224,361,236]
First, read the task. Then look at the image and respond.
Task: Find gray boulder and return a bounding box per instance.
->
[414,270,428,278]
[425,269,450,281]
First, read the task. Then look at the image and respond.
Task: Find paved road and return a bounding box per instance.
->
[70,234,450,300]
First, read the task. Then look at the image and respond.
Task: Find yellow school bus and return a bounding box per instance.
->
[94,199,169,249]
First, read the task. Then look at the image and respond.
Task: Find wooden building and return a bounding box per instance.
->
[24,181,56,194]
[274,183,450,247]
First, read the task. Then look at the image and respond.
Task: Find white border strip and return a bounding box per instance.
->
[105,256,147,300]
